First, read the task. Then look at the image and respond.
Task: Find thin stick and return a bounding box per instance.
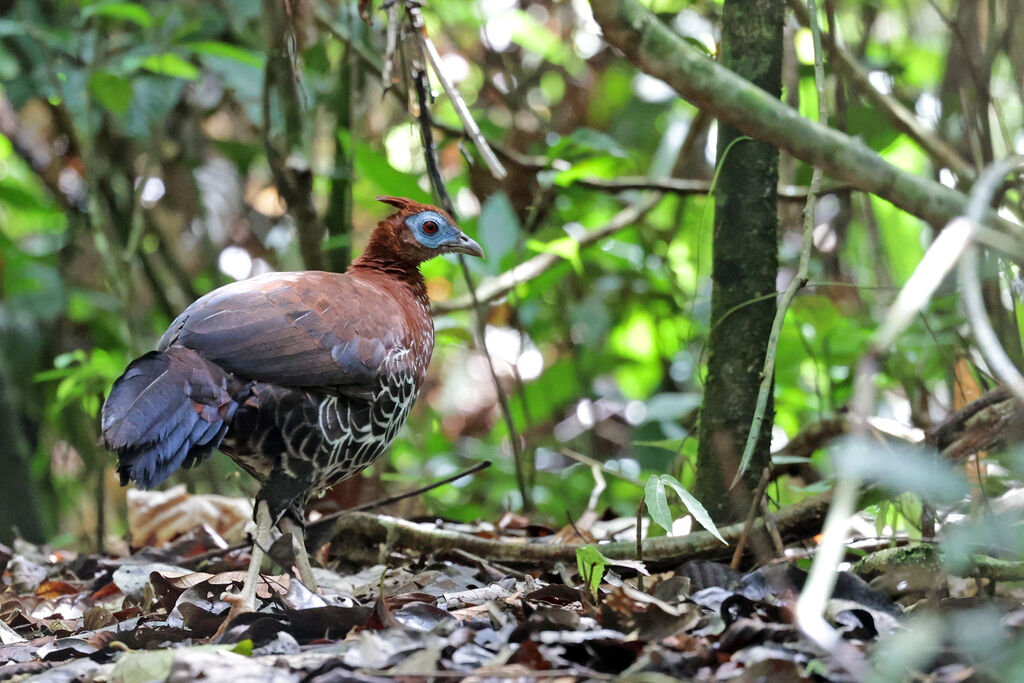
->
[183,460,492,567]
[760,495,786,556]
[433,194,662,313]
[729,466,773,570]
[415,23,507,180]
[409,65,532,509]
[346,460,491,516]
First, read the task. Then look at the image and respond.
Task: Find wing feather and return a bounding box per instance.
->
[159,271,416,396]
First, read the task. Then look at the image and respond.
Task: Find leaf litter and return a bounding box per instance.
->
[0,491,1004,682]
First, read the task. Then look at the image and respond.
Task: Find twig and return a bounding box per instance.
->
[729,467,773,570]
[328,460,491,518]
[408,60,532,509]
[433,194,663,314]
[760,495,786,556]
[450,548,527,580]
[559,447,644,488]
[413,15,507,180]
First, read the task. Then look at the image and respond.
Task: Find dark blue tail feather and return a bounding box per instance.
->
[101,346,246,489]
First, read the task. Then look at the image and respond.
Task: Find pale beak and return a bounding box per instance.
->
[448,232,485,258]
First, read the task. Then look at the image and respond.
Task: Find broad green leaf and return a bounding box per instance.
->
[575,544,608,599]
[644,475,673,533]
[477,192,520,273]
[527,237,581,274]
[88,71,133,115]
[0,183,46,211]
[140,53,199,80]
[82,2,153,27]
[184,41,265,69]
[661,474,727,544]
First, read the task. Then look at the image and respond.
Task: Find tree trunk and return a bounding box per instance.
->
[695,0,783,522]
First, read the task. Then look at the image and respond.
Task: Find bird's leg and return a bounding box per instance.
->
[279,515,318,592]
[222,499,273,619]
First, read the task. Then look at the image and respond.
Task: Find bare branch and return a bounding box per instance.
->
[432,194,664,314]
[788,0,973,180]
[589,0,1016,233]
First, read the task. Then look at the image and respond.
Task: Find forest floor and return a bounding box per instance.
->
[0,485,1012,682]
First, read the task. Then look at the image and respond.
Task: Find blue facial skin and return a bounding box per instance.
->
[406,210,457,249]
[406,211,484,257]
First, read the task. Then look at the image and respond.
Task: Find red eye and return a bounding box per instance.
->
[423,220,439,235]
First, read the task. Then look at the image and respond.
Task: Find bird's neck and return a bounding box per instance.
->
[349,256,429,310]
[350,225,432,309]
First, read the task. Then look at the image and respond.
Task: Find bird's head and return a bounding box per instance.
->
[368,196,484,265]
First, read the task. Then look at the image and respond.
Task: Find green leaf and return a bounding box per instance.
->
[575,544,608,600]
[88,71,133,115]
[110,643,252,683]
[184,41,265,69]
[634,438,685,453]
[82,2,153,28]
[110,649,176,683]
[477,192,520,273]
[527,236,582,275]
[644,475,673,533]
[660,474,727,544]
[0,183,46,211]
[140,53,199,80]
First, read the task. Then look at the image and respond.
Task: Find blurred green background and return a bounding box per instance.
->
[0,0,1019,551]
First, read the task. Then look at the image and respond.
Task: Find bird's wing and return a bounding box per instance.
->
[158,271,415,398]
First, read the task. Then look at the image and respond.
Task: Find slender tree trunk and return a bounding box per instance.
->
[695,0,783,522]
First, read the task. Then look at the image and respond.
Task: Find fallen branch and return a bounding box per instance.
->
[928,387,1024,461]
[326,489,834,567]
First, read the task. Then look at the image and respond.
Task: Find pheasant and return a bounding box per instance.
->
[101,196,483,611]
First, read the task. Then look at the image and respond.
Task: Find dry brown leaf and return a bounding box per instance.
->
[127,485,252,548]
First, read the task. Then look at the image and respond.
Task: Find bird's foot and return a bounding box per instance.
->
[212,583,259,640]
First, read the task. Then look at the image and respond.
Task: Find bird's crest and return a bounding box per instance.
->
[376,195,454,223]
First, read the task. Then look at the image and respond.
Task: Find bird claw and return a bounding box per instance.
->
[212,588,256,641]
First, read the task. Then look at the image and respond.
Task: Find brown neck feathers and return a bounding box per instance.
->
[350,221,429,305]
